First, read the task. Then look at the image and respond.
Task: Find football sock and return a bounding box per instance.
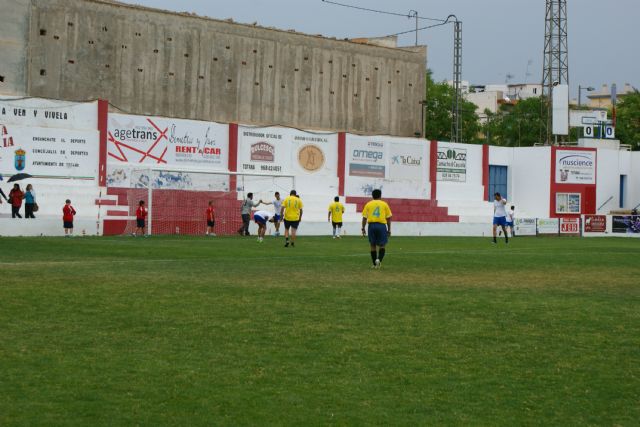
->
[370,251,377,265]
[378,248,386,262]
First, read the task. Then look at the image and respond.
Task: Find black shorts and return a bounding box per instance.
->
[332,221,343,228]
[63,221,74,229]
[136,219,145,228]
[207,220,215,227]
[284,220,300,230]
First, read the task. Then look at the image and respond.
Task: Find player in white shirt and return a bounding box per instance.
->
[505,205,515,237]
[261,191,283,237]
[253,210,275,243]
[492,192,509,244]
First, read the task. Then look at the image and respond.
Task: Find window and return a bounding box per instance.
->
[556,193,581,214]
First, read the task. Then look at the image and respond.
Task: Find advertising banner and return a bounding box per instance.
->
[560,218,580,234]
[238,126,292,175]
[537,218,559,234]
[437,146,467,182]
[344,135,429,198]
[0,97,98,130]
[347,137,386,178]
[0,124,99,180]
[556,193,581,214]
[555,149,596,184]
[612,216,640,234]
[584,215,607,233]
[514,218,537,236]
[108,113,229,169]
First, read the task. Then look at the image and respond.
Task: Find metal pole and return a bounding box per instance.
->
[578,84,581,107]
[147,168,153,236]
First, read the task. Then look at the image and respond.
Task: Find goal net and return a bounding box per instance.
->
[116,169,295,236]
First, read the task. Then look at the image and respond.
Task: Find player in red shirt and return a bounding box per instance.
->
[135,200,148,236]
[205,200,216,236]
[62,199,76,237]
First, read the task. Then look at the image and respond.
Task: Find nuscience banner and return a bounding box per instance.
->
[555,149,596,184]
[107,113,229,169]
[0,123,99,180]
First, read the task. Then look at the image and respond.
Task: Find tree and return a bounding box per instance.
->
[423,70,482,143]
[481,97,548,147]
[616,91,640,150]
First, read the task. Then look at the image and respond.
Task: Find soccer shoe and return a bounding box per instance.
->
[337,235,342,239]
[332,235,336,239]
[375,259,381,269]
[284,242,289,247]
[291,242,295,247]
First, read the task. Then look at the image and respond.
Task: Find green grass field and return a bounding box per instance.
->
[1,235,639,425]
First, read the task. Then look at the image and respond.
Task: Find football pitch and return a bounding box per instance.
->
[1,235,638,425]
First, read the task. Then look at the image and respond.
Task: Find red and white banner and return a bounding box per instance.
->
[560,217,580,234]
[107,113,228,169]
[584,215,606,233]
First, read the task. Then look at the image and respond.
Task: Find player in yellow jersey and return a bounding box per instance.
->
[327,196,345,239]
[280,190,303,247]
[361,189,392,269]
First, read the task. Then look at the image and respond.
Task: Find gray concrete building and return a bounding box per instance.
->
[0,0,427,136]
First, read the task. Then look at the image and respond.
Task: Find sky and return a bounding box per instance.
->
[119,0,639,98]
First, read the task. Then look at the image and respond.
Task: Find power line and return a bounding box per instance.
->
[320,0,446,22]
[384,15,456,37]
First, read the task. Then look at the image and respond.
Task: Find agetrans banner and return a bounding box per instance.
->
[108,113,229,169]
[0,124,99,180]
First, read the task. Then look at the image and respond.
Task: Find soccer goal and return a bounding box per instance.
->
[119,168,295,236]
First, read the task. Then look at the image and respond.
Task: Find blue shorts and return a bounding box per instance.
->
[368,223,388,246]
[254,215,267,225]
[506,221,514,227]
[274,214,281,222]
[493,216,507,226]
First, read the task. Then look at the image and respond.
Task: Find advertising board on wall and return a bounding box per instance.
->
[437,146,467,182]
[237,126,337,177]
[344,135,429,198]
[555,149,596,184]
[0,124,99,180]
[560,217,580,234]
[612,216,640,234]
[537,218,559,234]
[0,98,98,130]
[584,215,607,233]
[514,218,537,236]
[348,137,386,178]
[108,113,229,169]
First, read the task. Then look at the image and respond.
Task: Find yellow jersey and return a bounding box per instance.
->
[362,199,392,224]
[328,202,345,222]
[282,196,303,221]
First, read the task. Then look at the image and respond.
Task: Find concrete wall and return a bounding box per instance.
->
[0,0,426,137]
[0,0,30,95]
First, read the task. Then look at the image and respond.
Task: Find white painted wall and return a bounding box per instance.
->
[630,152,640,210]
[510,147,550,218]
[596,149,621,212]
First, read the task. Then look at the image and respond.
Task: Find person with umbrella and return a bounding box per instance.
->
[8,183,25,218]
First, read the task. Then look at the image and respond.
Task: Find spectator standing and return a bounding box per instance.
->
[24,184,36,219]
[63,199,76,237]
[8,184,24,218]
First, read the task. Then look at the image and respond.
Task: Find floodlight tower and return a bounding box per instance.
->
[541,0,569,144]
